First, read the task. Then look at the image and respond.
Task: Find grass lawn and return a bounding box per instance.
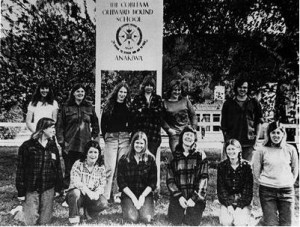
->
[0,146,298,226]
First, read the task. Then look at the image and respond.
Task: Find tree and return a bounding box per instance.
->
[1,0,96,116]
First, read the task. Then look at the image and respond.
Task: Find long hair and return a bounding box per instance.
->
[80,140,103,166]
[31,80,55,106]
[103,82,131,115]
[224,139,242,165]
[263,121,287,148]
[31,117,56,140]
[66,83,87,106]
[125,131,153,162]
[165,79,183,100]
[175,125,197,153]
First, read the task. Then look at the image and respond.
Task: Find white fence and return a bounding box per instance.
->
[0,121,298,149]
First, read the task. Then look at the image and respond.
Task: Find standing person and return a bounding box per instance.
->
[166,126,208,226]
[217,139,253,226]
[162,80,197,153]
[56,84,99,189]
[221,77,263,162]
[15,118,63,225]
[26,80,59,132]
[66,140,107,225]
[253,121,298,226]
[101,82,132,202]
[117,131,157,223]
[131,75,163,156]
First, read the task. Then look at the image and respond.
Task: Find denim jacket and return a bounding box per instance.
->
[56,100,99,153]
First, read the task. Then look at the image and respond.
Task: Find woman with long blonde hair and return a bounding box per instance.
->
[117,131,157,223]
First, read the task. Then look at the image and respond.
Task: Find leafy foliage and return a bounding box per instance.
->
[1,0,96,115]
[0,0,298,122]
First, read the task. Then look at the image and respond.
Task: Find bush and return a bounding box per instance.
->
[0,105,23,139]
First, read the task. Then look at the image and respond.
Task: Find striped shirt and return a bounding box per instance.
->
[16,138,63,197]
[117,154,157,197]
[69,160,106,197]
[167,147,208,202]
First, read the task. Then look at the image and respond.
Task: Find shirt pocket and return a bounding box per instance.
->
[65,109,77,122]
[82,109,92,123]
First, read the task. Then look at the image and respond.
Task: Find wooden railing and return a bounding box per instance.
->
[0,122,298,148]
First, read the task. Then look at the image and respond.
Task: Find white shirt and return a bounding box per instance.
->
[27,100,59,130]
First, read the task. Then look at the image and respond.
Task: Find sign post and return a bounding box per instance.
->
[96,0,163,189]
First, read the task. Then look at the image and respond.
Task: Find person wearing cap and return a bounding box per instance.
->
[162,80,197,153]
[131,75,163,156]
[221,76,263,162]
[252,121,298,226]
[166,126,208,226]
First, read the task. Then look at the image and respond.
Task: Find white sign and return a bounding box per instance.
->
[214,86,225,101]
[96,0,163,114]
[96,0,163,70]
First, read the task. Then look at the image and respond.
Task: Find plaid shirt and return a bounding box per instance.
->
[16,138,63,197]
[117,154,157,197]
[217,159,253,208]
[167,147,208,202]
[131,93,163,143]
[69,160,106,197]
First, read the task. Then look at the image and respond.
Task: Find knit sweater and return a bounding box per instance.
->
[252,144,298,188]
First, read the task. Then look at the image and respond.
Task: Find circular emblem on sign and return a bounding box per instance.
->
[115,23,143,53]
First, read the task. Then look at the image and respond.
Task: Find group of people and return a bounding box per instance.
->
[14,76,298,226]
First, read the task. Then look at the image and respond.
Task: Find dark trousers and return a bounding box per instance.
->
[62,151,82,189]
[259,185,295,226]
[168,197,206,226]
[148,140,161,157]
[121,195,154,223]
[66,189,108,219]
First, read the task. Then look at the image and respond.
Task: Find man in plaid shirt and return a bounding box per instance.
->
[166,126,208,226]
[131,75,163,156]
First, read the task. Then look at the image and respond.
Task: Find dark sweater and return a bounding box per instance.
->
[101,102,131,136]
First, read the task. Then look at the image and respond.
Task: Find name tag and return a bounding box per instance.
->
[51,153,56,160]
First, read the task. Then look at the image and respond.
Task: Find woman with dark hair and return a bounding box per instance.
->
[56,83,99,189]
[162,80,197,153]
[167,126,208,226]
[117,131,157,223]
[26,80,59,132]
[131,75,163,156]
[253,121,298,226]
[217,139,253,226]
[15,117,63,225]
[101,82,132,202]
[66,140,107,225]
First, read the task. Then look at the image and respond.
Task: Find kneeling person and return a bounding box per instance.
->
[217,139,253,226]
[117,131,157,223]
[167,126,208,226]
[66,141,107,225]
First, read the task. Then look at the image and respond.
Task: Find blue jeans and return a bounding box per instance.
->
[66,188,108,220]
[259,185,295,226]
[103,132,130,200]
[14,188,55,225]
[121,194,154,223]
[168,196,206,226]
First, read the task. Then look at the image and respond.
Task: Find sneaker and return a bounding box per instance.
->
[62,201,69,207]
[114,193,121,204]
[10,205,22,216]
